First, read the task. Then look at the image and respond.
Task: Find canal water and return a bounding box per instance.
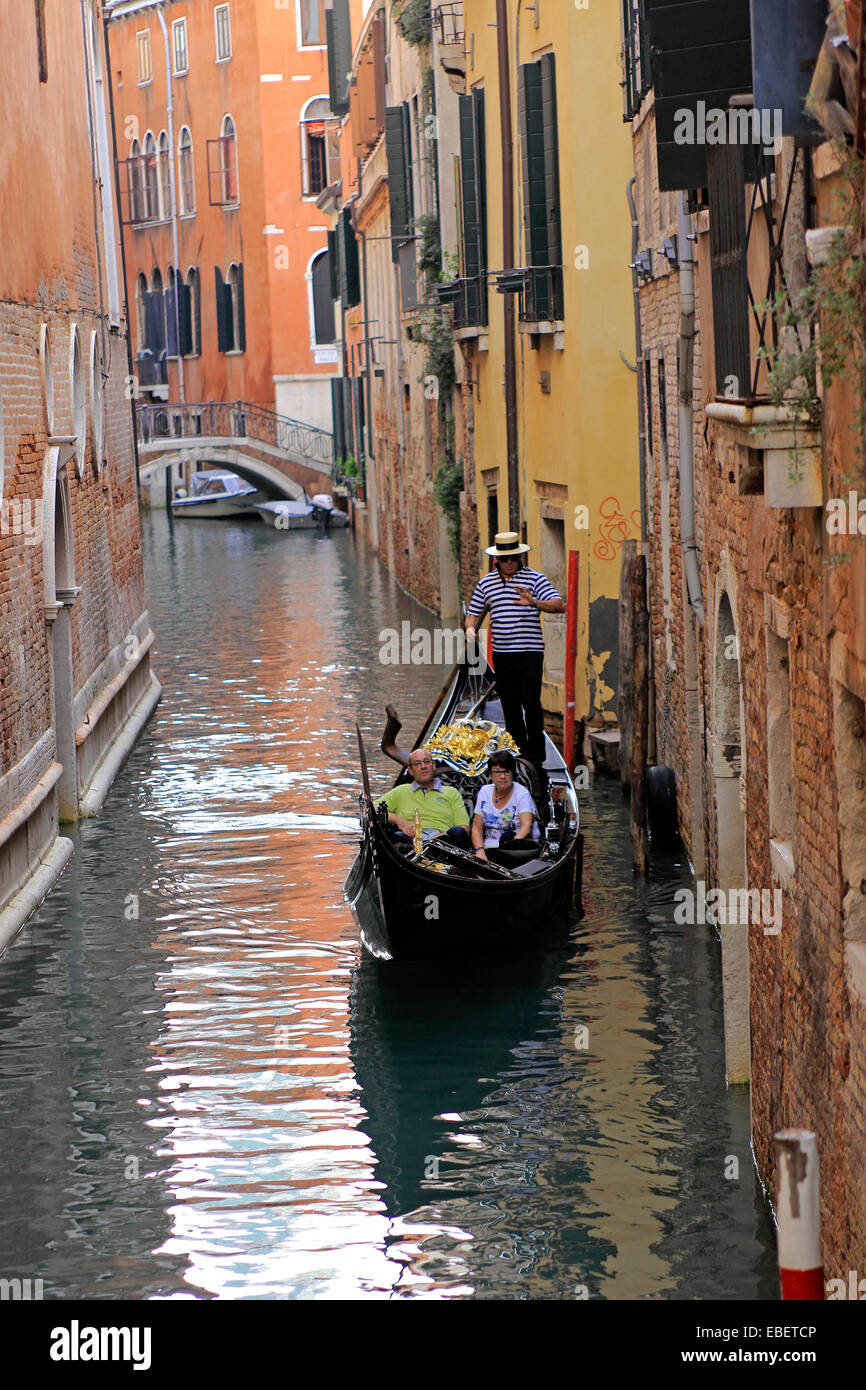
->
[0,512,778,1300]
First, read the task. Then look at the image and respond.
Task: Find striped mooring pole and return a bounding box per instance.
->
[775,1129,824,1300]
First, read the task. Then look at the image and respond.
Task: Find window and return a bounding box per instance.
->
[136,29,152,85]
[453,87,488,328]
[214,4,231,62]
[215,264,245,352]
[128,138,144,223]
[145,268,166,356]
[766,626,795,860]
[300,96,338,197]
[621,0,651,121]
[299,0,326,48]
[518,54,564,322]
[135,272,147,350]
[311,250,335,344]
[178,127,195,215]
[35,0,48,82]
[142,132,159,221]
[326,0,352,116]
[385,104,414,264]
[172,17,188,75]
[165,267,178,357]
[184,268,201,356]
[158,131,171,220]
[208,115,238,205]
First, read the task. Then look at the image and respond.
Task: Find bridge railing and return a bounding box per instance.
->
[135,400,334,470]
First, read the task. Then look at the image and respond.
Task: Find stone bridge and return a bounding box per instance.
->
[136,401,335,502]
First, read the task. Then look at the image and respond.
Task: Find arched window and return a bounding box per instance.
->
[148,267,165,358]
[143,131,158,220]
[220,114,238,205]
[311,250,335,344]
[300,96,337,197]
[129,137,143,222]
[178,126,195,215]
[185,267,201,356]
[135,271,148,350]
[158,130,171,220]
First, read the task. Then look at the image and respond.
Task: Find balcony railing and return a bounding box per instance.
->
[437,275,488,330]
[495,266,564,325]
[135,400,334,467]
[135,352,168,388]
[434,2,465,45]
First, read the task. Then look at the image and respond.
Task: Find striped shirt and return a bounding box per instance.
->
[467,566,561,653]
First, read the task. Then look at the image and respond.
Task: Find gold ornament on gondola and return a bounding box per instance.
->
[424,719,519,777]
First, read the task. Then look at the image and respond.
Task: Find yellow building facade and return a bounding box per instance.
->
[458,0,639,729]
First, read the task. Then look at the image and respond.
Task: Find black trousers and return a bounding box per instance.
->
[493,650,546,768]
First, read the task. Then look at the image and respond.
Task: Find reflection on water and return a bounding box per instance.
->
[0,513,776,1299]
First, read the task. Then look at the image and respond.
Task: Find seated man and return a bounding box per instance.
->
[376,748,472,849]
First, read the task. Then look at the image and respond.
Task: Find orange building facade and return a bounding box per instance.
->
[106,0,367,450]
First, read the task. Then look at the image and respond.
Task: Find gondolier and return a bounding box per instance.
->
[464,532,566,787]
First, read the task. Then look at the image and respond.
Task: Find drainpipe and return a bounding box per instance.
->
[103,7,142,502]
[156,4,184,403]
[495,0,519,531]
[626,179,648,552]
[677,191,704,625]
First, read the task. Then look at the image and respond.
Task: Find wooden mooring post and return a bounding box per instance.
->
[628,550,649,875]
[618,540,636,795]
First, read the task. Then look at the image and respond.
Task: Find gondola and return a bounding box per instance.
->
[344,661,584,961]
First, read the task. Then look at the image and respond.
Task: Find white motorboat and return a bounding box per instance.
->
[171,470,260,518]
[255,497,349,530]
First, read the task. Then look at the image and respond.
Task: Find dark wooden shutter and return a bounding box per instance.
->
[144,290,165,354]
[326,0,352,116]
[385,106,410,261]
[352,376,365,460]
[176,282,192,357]
[164,283,178,357]
[331,377,346,462]
[402,101,414,227]
[327,229,338,300]
[340,207,361,308]
[342,377,355,459]
[519,62,547,271]
[473,88,488,285]
[751,0,825,140]
[236,264,246,352]
[215,266,232,352]
[459,94,481,281]
[540,54,562,271]
[646,0,753,191]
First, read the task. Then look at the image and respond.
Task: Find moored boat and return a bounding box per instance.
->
[171,470,260,518]
[344,662,583,962]
[255,498,349,530]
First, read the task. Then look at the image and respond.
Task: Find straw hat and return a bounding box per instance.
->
[485,531,531,558]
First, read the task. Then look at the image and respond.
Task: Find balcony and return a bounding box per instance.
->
[437,275,488,334]
[434,3,466,93]
[135,352,168,399]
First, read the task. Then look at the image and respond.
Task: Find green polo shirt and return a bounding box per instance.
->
[376,780,469,834]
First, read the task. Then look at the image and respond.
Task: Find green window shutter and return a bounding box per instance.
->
[540,54,562,271]
[326,0,352,117]
[176,281,192,357]
[385,106,410,261]
[459,94,480,280]
[331,377,346,462]
[519,61,548,272]
[341,208,361,307]
[236,263,246,353]
[327,229,338,300]
[473,88,488,281]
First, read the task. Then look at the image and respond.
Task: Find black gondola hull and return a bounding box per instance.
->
[345,663,583,962]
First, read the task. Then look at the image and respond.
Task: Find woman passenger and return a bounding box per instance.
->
[471,750,539,863]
